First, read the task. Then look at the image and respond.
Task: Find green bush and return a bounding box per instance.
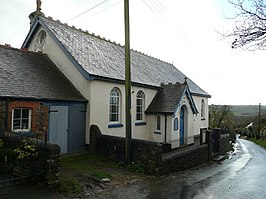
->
[13,140,38,161]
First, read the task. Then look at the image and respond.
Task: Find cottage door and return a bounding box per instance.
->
[67,105,86,153]
[180,106,185,145]
[48,106,69,154]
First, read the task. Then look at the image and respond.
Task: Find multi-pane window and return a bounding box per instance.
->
[109,88,120,122]
[156,116,161,131]
[136,91,145,121]
[174,118,178,131]
[12,108,31,131]
[201,99,205,119]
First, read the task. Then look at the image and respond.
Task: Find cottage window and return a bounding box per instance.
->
[109,88,121,123]
[12,108,32,132]
[201,99,205,119]
[136,91,145,121]
[174,118,178,131]
[156,116,161,131]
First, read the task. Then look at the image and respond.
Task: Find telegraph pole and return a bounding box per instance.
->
[259,103,261,137]
[124,0,132,164]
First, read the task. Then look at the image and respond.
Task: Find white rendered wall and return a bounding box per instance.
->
[89,80,158,140]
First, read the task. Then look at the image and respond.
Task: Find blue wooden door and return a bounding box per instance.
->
[180,106,185,145]
[68,105,86,153]
[48,106,68,154]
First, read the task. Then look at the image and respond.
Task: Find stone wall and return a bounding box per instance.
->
[90,125,211,174]
[219,133,231,155]
[160,144,209,174]
[211,128,232,155]
[90,125,163,172]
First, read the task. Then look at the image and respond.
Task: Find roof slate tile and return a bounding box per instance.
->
[0,45,86,102]
[146,83,188,114]
[40,17,210,96]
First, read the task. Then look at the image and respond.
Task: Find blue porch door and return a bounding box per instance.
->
[180,106,185,145]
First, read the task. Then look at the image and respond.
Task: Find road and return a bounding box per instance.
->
[148,138,266,199]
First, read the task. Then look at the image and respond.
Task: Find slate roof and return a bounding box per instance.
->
[23,16,210,97]
[146,82,198,114]
[0,45,86,102]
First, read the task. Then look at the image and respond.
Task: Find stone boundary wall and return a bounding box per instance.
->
[219,133,231,155]
[90,125,212,174]
[160,144,209,174]
[89,125,163,172]
[0,134,60,187]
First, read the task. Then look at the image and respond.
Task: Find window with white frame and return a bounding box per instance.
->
[201,99,205,119]
[109,88,120,123]
[136,91,145,121]
[12,108,32,132]
[156,116,161,131]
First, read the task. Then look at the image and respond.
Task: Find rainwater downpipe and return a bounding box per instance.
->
[5,98,9,131]
[164,114,167,143]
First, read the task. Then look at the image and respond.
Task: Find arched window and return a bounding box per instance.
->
[201,99,205,119]
[109,88,120,122]
[38,30,46,47]
[174,118,178,131]
[136,91,145,121]
[156,116,161,131]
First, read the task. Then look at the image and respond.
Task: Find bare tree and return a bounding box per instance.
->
[209,105,233,130]
[227,0,266,49]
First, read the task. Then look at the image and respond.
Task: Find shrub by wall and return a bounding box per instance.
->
[0,134,60,187]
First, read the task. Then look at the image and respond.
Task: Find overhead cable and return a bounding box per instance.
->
[70,0,109,21]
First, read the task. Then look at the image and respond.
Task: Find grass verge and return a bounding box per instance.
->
[249,138,266,149]
[60,152,115,179]
[57,152,117,196]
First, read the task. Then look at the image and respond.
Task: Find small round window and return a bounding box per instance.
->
[38,30,46,46]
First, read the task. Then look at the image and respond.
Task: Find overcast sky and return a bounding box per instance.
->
[0,0,265,106]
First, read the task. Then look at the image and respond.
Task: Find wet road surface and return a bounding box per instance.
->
[148,138,266,199]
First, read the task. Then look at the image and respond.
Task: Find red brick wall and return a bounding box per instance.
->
[7,101,49,135]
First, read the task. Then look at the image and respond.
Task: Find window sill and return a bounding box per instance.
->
[108,123,123,128]
[135,122,147,126]
[153,131,161,135]
[13,129,31,133]
[14,131,35,137]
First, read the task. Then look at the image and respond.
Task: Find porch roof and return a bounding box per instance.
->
[146,82,198,114]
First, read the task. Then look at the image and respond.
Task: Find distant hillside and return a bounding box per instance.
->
[229,105,266,117]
